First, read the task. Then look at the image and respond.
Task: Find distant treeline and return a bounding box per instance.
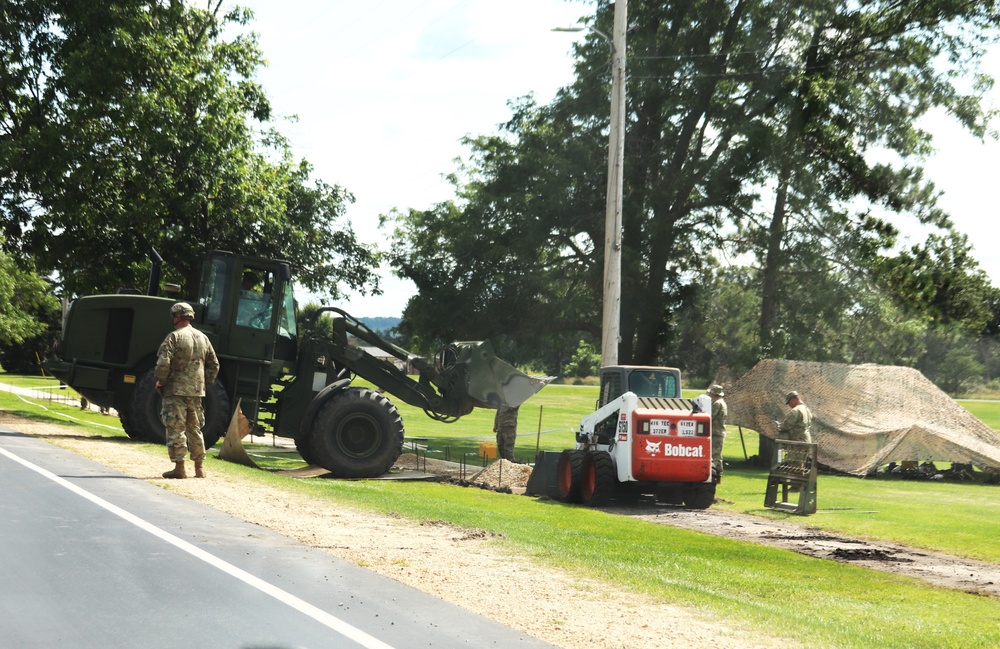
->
[360,317,401,335]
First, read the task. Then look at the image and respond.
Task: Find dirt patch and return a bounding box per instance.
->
[391,450,1000,598]
[829,547,911,562]
[0,413,788,649]
[610,503,1000,597]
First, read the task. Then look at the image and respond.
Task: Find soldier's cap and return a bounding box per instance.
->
[785,391,799,404]
[171,302,195,318]
[708,384,725,396]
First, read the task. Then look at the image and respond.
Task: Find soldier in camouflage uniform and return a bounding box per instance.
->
[778,391,812,443]
[707,385,727,482]
[493,404,519,462]
[155,302,220,479]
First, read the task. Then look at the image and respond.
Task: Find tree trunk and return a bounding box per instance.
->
[759,168,790,359]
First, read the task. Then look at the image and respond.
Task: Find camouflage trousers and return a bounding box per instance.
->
[160,395,206,462]
[496,427,516,462]
[711,430,726,476]
[778,430,812,444]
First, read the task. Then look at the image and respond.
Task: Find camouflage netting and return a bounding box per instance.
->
[722,359,1000,476]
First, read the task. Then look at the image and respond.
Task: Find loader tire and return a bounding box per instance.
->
[200,381,230,450]
[307,387,404,478]
[683,482,716,510]
[295,435,319,466]
[556,450,586,503]
[119,407,143,440]
[581,451,616,506]
[130,370,230,449]
[130,371,164,443]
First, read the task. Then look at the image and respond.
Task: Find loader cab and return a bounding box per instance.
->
[197,252,298,367]
[598,365,682,408]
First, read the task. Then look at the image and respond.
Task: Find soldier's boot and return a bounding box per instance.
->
[194,460,207,479]
[162,461,187,479]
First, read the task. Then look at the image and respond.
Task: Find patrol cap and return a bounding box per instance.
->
[171,302,195,318]
[785,391,799,404]
[708,385,725,396]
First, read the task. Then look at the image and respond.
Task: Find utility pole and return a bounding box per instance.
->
[601,0,627,367]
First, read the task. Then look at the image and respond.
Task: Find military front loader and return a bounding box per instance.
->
[44,250,547,477]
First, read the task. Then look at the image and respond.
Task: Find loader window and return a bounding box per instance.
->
[273,288,298,363]
[199,258,232,324]
[601,373,623,407]
[629,370,679,399]
[277,288,297,339]
[237,267,274,330]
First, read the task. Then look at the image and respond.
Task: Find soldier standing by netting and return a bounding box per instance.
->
[493,404,519,462]
[707,385,727,482]
[155,302,220,479]
[778,391,812,443]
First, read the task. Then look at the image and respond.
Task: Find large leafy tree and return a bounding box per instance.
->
[746,0,1000,360]
[877,232,997,389]
[390,97,604,367]
[0,236,59,367]
[391,0,1000,378]
[0,0,378,299]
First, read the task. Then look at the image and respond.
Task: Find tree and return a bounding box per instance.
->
[0,1,379,300]
[746,1,1000,359]
[567,339,601,378]
[389,105,603,369]
[0,237,59,371]
[668,266,762,382]
[874,231,997,391]
[391,0,1000,379]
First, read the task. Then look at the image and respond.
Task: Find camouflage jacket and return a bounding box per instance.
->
[155,323,220,397]
[778,403,812,442]
[711,397,727,436]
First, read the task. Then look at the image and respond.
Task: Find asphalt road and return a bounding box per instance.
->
[0,426,553,649]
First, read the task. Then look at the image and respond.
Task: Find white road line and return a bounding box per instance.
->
[0,444,395,649]
[7,391,121,431]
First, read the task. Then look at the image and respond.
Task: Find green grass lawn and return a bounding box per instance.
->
[395,382,596,462]
[712,436,1000,563]
[959,399,1000,430]
[4,374,1000,647]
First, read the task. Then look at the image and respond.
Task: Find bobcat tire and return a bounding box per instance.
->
[130,369,230,449]
[581,451,616,506]
[556,449,586,504]
[307,387,404,478]
[683,482,717,510]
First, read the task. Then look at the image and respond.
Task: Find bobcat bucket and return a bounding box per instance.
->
[439,340,551,409]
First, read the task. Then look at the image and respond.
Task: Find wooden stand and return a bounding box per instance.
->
[764,440,817,515]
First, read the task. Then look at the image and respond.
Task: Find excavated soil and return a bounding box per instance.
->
[5,410,999,647]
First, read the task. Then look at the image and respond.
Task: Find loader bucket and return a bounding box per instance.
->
[218,400,259,469]
[447,340,551,409]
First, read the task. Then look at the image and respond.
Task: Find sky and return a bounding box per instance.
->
[231,0,1000,318]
